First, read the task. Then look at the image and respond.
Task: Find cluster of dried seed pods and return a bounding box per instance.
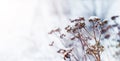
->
[48,16,120,61]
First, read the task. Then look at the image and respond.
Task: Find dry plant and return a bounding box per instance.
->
[48,16,120,61]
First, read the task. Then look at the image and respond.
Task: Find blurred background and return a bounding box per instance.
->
[0,0,120,61]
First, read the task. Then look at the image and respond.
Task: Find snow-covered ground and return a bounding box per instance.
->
[0,0,120,61]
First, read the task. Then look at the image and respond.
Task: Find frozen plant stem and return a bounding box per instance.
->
[48,16,118,61]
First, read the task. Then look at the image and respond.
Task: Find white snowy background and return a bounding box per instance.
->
[0,0,120,61]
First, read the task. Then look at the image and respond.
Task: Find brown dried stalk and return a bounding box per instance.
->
[48,16,120,61]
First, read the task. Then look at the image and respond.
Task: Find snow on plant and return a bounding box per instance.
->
[48,16,120,61]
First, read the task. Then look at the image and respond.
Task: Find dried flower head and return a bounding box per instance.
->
[49,16,120,61]
[111,16,119,20]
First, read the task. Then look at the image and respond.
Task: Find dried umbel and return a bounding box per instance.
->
[86,41,104,61]
[57,48,76,60]
[48,16,120,61]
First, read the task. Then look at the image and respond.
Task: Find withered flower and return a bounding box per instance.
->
[94,18,100,22]
[99,21,108,26]
[65,25,70,30]
[79,22,85,29]
[89,19,93,22]
[49,16,120,61]
[55,28,61,32]
[48,30,54,34]
[57,48,73,60]
[65,26,72,32]
[48,28,61,34]
[111,16,119,20]
[71,37,76,40]
[101,29,107,34]
[57,49,66,54]
[103,20,108,24]
[104,34,110,39]
[60,34,66,39]
[72,28,78,33]
[75,23,79,26]
[63,52,70,60]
